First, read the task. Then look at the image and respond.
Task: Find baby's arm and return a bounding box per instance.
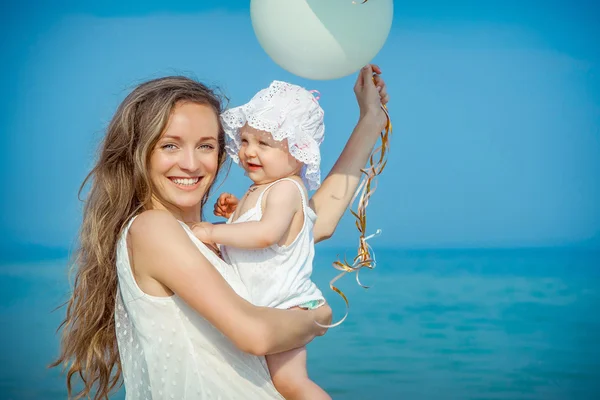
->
[194,180,302,249]
[129,210,331,356]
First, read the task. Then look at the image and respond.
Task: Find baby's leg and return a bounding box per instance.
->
[266,346,330,400]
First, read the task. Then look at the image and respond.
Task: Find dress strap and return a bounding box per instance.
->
[255,177,313,221]
[256,177,307,209]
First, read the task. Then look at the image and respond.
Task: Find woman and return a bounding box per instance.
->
[52,65,390,399]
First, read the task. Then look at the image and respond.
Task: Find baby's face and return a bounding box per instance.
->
[238,124,302,185]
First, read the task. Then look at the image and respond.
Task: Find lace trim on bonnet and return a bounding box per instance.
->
[220,80,325,190]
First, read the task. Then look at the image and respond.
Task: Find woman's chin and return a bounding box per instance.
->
[175,198,204,210]
[161,192,204,213]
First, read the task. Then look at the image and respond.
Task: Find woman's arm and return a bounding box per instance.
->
[129,210,332,356]
[310,64,390,243]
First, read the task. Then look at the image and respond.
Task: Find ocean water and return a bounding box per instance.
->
[1,248,599,399]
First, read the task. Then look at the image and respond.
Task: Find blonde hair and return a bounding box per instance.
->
[50,76,228,399]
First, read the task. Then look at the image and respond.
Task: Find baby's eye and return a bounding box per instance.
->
[259,141,269,146]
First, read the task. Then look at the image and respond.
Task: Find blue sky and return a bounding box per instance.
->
[1,0,599,261]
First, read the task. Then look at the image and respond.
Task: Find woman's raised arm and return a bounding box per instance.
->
[128,210,332,356]
[310,64,390,242]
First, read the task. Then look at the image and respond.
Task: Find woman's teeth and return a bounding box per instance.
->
[172,177,200,186]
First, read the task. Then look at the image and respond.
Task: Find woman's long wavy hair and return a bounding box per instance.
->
[50,76,228,399]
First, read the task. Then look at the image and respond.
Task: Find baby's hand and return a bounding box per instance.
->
[213,193,239,219]
[191,222,214,243]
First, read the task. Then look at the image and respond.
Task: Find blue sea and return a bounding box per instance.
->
[1,248,599,399]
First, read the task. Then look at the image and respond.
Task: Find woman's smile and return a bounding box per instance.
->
[168,176,203,191]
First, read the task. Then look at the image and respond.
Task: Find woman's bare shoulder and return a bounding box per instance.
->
[129,210,183,238]
[128,210,216,283]
[128,210,191,254]
[130,209,179,231]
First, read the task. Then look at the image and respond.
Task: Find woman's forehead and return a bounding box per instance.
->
[163,102,219,139]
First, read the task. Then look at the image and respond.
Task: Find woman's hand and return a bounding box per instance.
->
[131,210,337,356]
[309,64,391,242]
[213,193,239,219]
[354,64,389,131]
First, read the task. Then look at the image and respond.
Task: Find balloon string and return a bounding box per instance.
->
[319,98,392,328]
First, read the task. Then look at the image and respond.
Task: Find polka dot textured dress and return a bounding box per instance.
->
[114,218,284,399]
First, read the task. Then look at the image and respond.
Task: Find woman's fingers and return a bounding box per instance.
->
[354,64,389,127]
[354,65,369,92]
[372,74,389,105]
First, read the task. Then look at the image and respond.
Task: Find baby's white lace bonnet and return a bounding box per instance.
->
[220,80,325,190]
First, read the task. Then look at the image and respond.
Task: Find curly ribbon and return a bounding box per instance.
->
[309,89,321,102]
[317,99,392,328]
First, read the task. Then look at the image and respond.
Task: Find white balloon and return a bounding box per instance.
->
[250,0,394,80]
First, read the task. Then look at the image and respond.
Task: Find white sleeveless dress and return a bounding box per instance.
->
[114,217,284,399]
[221,178,325,310]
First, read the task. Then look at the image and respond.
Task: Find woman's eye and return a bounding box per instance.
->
[199,144,215,150]
[162,144,177,150]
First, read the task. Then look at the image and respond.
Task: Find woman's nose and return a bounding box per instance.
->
[179,149,199,171]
